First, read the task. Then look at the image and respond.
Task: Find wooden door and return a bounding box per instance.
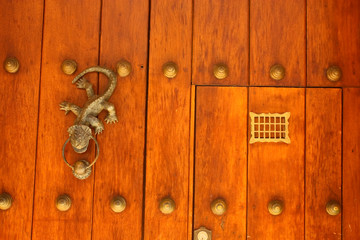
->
[1,0,359,240]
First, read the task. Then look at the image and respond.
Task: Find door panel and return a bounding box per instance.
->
[144,0,192,239]
[192,0,248,85]
[343,88,360,239]
[0,0,43,239]
[194,87,247,239]
[307,0,360,87]
[32,1,100,239]
[305,88,342,239]
[250,0,306,86]
[248,88,305,239]
[91,0,149,239]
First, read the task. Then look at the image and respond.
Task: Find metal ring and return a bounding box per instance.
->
[62,136,100,170]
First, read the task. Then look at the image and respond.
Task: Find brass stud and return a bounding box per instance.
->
[110,196,126,213]
[210,198,227,216]
[4,57,20,73]
[61,59,77,75]
[270,64,285,80]
[268,200,283,216]
[326,65,342,82]
[0,193,13,211]
[116,60,132,77]
[159,197,175,215]
[56,194,72,212]
[213,63,228,79]
[194,227,212,240]
[326,200,341,216]
[162,62,178,79]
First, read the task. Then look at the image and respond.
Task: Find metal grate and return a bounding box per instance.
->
[249,112,291,144]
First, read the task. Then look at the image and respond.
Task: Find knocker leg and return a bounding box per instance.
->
[88,115,104,134]
[103,102,118,124]
[75,77,95,98]
[59,102,81,116]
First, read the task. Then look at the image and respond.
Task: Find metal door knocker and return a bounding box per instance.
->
[60,66,118,179]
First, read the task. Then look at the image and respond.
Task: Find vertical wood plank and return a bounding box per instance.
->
[91,0,149,239]
[307,0,360,87]
[144,0,192,239]
[250,0,306,86]
[248,88,305,239]
[194,87,247,239]
[343,88,360,239]
[0,1,43,239]
[192,0,248,85]
[305,88,342,239]
[32,1,100,239]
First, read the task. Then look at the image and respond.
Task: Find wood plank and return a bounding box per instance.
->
[144,0,192,238]
[0,0,43,239]
[194,87,247,239]
[91,0,149,239]
[305,88,342,239]
[32,1,100,239]
[307,0,360,87]
[250,0,306,86]
[192,0,248,85]
[248,88,305,239]
[343,88,360,239]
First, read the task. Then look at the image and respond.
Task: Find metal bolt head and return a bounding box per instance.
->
[61,59,77,75]
[162,62,178,79]
[56,194,71,212]
[211,198,227,216]
[110,196,126,213]
[270,64,285,80]
[326,65,342,82]
[0,193,13,211]
[116,60,132,77]
[4,57,19,73]
[268,199,284,216]
[159,197,175,214]
[213,63,229,79]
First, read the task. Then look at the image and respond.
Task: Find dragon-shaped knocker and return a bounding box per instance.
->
[60,66,118,179]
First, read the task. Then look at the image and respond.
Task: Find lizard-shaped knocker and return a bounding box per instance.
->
[60,66,118,179]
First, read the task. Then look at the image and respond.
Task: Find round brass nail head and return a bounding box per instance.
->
[326,65,342,82]
[0,193,13,211]
[162,62,178,79]
[270,64,285,81]
[213,63,229,79]
[61,59,77,75]
[326,200,341,216]
[4,57,19,73]
[211,198,227,216]
[116,60,132,77]
[110,196,126,213]
[159,197,175,215]
[197,231,209,240]
[56,194,71,212]
[268,200,283,216]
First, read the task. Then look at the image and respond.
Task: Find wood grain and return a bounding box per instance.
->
[305,88,342,239]
[250,0,306,86]
[91,0,149,239]
[32,1,100,239]
[194,87,247,239]
[0,0,43,239]
[192,0,248,85]
[343,88,360,239]
[307,0,360,87]
[144,0,192,239]
[248,88,305,239]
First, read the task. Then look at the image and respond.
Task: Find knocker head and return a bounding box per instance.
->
[67,125,92,153]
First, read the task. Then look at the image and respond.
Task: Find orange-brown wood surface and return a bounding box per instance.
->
[248,88,305,239]
[192,0,248,85]
[91,0,149,239]
[343,88,360,239]
[250,0,306,86]
[305,88,342,239]
[307,0,360,87]
[194,87,247,239]
[32,1,100,239]
[144,0,192,239]
[0,1,43,239]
